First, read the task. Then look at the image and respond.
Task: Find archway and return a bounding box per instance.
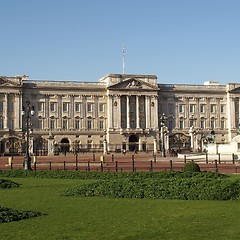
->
[60,138,70,153]
[129,134,139,152]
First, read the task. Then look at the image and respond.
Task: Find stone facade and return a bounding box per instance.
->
[0,73,240,155]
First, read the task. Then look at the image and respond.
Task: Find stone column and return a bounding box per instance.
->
[15,93,21,130]
[138,137,143,151]
[136,95,140,128]
[145,96,150,129]
[107,95,113,129]
[4,94,8,129]
[57,95,62,129]
[126,95,130,129]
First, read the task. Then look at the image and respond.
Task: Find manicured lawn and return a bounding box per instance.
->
[1,177,240,240]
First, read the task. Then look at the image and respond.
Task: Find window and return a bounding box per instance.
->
[168,120,173,130]
[87,119,92,129]
[200,119,205,129]
[63,103,68,112]
[189,104,195,113]
[87,103,92,112]
[75,119,80,129]
[200,104,205,113]
[0,101,3,112]
[8,118,14,129]
[99,119,104,129]
[221,119,225,129]
[50,103,56,112]
[75,103,80,112]
[50,119,55,129]
[38,119,43,129]
[179,119,184,129]
[38,102,44,112]
[63,119,68,129]
[210,105,216,113]
[8,102,14,112]
[0,116,4,129]
[211,118,215,128]
[99,103,104,112]
[168,103,173,114]
[221,105,225,113]
[179,104,184,113]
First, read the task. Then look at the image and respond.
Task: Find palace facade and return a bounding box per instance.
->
[0,73,240,156]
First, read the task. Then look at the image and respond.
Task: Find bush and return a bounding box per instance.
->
[183,161,201,172]
[0,206,43,223]
[0,179,20,189]
[64,176,240,200]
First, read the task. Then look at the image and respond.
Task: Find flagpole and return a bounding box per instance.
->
[122,45,125,74]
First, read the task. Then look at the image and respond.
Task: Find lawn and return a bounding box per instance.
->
[1,176,240,240]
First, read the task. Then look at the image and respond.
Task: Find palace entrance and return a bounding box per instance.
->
[60,138,70,153]
[129,134,139,152]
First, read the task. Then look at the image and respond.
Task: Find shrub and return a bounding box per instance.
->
[0,206,43,223]
[183,161,201,172]
[0,179,20,189]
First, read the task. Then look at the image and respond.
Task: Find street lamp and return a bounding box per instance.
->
[160,114,167,157]
[22,100,35,170]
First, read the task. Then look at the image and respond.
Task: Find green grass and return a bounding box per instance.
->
[1,176,240,240]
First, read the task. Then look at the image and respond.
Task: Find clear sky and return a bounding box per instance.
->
[1,0,240,84]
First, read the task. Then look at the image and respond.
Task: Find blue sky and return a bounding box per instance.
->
[1,0,240,84]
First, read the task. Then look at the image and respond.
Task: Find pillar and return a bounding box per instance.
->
[136,95,140,128]
[126,95,130,129]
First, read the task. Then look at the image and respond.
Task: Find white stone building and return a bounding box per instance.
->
[0,73,240,156]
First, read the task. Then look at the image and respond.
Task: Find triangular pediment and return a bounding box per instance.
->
[0,77,22,87]
[108,78,158,91]
[229,87,240,93]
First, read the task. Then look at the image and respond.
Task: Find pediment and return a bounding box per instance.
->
[0,77,22,87]
[229,87,240,93]
[108,78,158,91]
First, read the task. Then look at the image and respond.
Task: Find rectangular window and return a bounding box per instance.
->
[50,103,56,112]
[221,105,225,113]
[189,104,195,113]
[8,118,14,129]
[75,119,80,129]
[99,103,104,112]
[179,120,184,129]
[50,119,55,129]
[211,119,215,128]
[200,104,205,113]
[87,103,92,112]
[75,103,80,112]
[221,119,225,129]
[38,102,44,112]
[38,119,43,129]
[168,120,173,130]
[211,105,216,113]
[99,120,104,129]
[179,104,184,113]
[63,103,68,112]
[63,119,68,129]
[200,119,205,129]
[0,116,4,129]
[0,101,3,112]
[168,103,173,114]
[87,119,92,129]
[8,102,14,112]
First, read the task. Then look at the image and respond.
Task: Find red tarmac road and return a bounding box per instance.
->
[0,152,240,174]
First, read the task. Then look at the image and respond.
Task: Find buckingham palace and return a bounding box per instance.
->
[0,73,240,156]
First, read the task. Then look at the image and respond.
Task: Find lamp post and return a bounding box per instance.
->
[22,100,35,170]
[160,114,167,157]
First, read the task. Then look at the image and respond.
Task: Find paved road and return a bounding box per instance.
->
[0,152,239,174]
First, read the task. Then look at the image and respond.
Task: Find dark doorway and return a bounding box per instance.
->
[129,135,139,151]
[60,138,70,153]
